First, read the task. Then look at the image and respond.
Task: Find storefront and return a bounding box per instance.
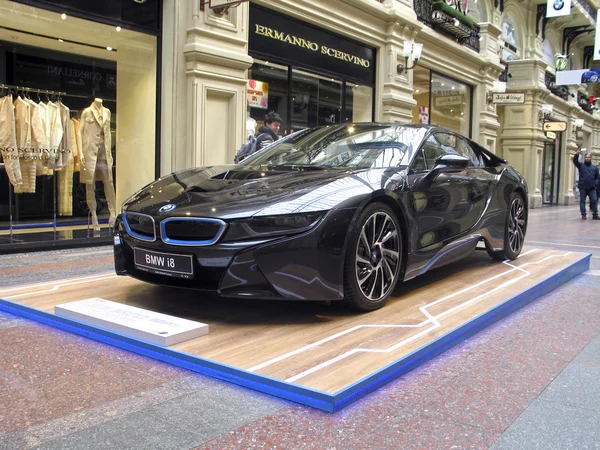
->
[0,0,161,252]
[246,4,376,135]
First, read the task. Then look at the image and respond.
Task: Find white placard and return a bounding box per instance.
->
[55,298,209,346]
[556,69,587,85]
[492,93,525,104]
[543,122,567,132]
[546,0,572,18]
[595,10,600,60]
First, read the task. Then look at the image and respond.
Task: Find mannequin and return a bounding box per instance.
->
[78,98,116,231]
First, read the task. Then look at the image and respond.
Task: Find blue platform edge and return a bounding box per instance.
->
[0,252,590,413]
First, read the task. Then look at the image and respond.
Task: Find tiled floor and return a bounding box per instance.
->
[0,204,599,450]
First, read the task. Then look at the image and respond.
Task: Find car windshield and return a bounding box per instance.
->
[240,124,429,169]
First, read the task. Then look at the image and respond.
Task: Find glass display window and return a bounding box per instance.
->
[248,60,374,137]
[0,0,158,248]
[412,67,472,137]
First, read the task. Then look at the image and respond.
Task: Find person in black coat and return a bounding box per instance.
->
[573,150,600,219]
[255,111,282,151]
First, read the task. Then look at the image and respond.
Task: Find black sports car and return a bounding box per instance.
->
[114,124,528,311]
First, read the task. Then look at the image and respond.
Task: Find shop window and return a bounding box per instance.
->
[542,38,555,69]
[248,62,289,134]
[430,73,472,137]
[345,84,373,123]
[412,68,472,137]
[0,0,158,246]
[501,13,521,61]
[248,60,373,135]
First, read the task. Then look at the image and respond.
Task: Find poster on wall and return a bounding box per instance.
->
[546,0,571,18]
[247,80,269,109]
[419,106,429,124]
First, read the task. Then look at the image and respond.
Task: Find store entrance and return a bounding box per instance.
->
[542,137,561,204]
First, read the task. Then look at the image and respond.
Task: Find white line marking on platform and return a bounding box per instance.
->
[526,241,598,250]
[248,251,572,382]
[0,273,115,294]
[2,274,117,300]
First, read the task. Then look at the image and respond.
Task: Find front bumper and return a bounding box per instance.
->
[114,208,357,301]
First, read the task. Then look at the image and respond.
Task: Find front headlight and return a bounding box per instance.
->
[222,212,324,241]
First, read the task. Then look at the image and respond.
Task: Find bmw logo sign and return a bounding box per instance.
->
[159,204,176,213]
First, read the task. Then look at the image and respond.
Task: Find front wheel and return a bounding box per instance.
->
[487,192,526,261]
[343,203,403,311]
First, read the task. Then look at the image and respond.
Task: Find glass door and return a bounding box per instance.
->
[542,142,555,204]
[291,69,342,131]
[542,135,562,205]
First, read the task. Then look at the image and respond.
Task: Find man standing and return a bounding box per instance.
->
[255,111,282,150]
[573,149,600,220]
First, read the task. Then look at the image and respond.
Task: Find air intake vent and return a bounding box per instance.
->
[160,218,226,246]
[123,213,156,241]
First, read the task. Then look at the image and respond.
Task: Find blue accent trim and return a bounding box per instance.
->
[160,217,226,247]
[122,213,156,242]
[0,252,590,413]
[0,298,334,412]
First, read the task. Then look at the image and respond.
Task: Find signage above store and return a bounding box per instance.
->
[492,93,525,104]
[546,131,557,139]
[249,4,375,86]
[543,121,567,132]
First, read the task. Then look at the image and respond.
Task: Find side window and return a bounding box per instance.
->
[456,137,484,167]
[422,133,458,169]
[412,149,427,171]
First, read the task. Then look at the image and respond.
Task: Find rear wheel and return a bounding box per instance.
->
[343,203,403,311]
[487,192,526,261]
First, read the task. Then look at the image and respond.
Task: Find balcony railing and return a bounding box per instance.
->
[545,72,569,101]
[414,0,480,52]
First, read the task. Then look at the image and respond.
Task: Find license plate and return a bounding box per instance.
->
[134,248,194,279]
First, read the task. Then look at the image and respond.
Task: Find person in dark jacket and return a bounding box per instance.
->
[573,150,600,219]
[255,111,282,151]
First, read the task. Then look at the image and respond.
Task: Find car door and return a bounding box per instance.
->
[406,132,472,249]
[452,136,495,233]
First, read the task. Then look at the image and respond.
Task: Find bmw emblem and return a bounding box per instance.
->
[159,204,176,213]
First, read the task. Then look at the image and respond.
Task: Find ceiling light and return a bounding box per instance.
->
[106,47,113,51]
[58,38,64,42]
[61,13,67,20]
[441,83,445,86]
[416,89,420,93]
[452,86,455,90]
[116,26,122,32]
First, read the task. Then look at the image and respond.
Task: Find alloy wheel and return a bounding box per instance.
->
[508,196,525,254]
[355,212,400,302]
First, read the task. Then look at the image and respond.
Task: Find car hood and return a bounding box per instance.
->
[123,165,405,219]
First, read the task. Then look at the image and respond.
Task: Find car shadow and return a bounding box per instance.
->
[118,249,501,326]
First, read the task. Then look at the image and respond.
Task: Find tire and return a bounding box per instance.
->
[343,203,403,311]
[487,192,526,261]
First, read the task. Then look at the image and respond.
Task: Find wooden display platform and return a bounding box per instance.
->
[0,248,590,412]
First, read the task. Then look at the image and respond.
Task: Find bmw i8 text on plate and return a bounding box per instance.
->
[114,124,528,311]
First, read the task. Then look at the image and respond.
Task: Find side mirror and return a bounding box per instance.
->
[436,154,470,169]
[426,154,470,180]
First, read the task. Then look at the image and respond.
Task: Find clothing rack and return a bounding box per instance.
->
[0,83,89,99]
